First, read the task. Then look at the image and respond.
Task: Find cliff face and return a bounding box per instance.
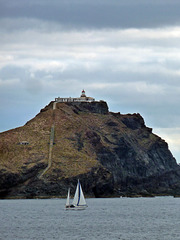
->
[0,101,180,198]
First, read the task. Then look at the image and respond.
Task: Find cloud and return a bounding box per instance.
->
[1,20,180,115]
[1,0,180,29]
[0,78,20,87]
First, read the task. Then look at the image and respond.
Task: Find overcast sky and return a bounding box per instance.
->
[0,0,180,163]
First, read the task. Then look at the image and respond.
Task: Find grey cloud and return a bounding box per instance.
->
[0,65,28,80]
[1,0,180,29]
[0,65,43,96]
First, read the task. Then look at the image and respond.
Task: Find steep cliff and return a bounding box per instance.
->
[0,101,180,198]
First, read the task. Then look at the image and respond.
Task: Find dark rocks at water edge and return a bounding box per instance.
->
[0,100,180,198]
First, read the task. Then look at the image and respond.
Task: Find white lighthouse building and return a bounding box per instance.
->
[55,90,95,103]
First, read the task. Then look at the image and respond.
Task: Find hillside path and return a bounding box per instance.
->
[39,102,56,178]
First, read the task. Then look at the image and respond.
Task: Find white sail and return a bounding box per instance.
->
[66,188,70,207]
[78,183,87,206]
[72,182,79,206]
[72,180,87,207]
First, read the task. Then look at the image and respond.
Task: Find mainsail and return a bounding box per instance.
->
[72,180,87,207]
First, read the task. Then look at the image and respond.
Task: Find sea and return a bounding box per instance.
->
[0,197,179,240]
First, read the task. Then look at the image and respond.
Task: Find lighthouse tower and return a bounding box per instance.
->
[81,89,86,98]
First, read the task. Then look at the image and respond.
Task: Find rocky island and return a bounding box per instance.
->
[0,90,180,198]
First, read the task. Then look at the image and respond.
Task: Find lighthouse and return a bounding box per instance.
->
[81,89,86,98]
[55,90,95,102]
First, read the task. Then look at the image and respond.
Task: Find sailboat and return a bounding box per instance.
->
[65,180,88,210]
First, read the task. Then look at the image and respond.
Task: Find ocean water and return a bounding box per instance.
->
[0,197,179,240]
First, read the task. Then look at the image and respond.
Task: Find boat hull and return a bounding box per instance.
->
[65,205,87,211]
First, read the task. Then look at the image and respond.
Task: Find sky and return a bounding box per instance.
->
[0,0,180,163]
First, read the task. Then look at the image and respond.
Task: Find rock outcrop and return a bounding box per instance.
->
[0,101,180,198]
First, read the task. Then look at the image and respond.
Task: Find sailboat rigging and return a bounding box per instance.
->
[65,180,88,210]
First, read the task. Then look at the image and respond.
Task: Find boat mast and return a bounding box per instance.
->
[77,179,81,205]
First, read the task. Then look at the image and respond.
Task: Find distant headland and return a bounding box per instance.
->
[0,90,180,199]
